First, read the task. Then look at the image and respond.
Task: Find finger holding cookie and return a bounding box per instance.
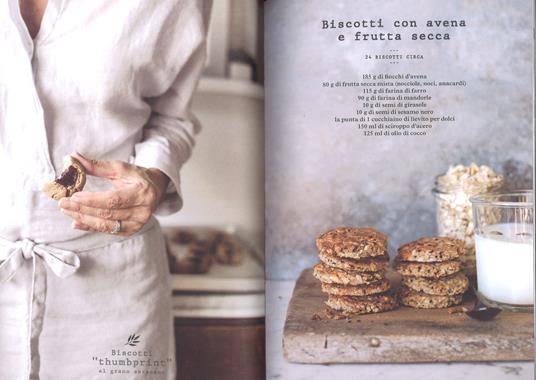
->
[58,152,170,236]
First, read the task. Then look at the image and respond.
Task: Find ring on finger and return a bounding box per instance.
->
[110,220,121,234]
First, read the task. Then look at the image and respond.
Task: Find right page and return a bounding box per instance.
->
[265,0,534,378]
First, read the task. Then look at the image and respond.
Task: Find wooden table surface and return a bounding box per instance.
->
[283,269,534,364]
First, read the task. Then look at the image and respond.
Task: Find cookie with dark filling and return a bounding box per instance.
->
[42,156,86,200]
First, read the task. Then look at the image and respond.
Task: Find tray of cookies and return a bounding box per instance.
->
[163,226,264,293]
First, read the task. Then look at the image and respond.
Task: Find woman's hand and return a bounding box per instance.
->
[58,153,170,236]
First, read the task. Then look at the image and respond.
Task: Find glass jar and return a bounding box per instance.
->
[432,165,504,278]
[470,191,534,312]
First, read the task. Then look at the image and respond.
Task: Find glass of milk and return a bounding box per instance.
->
[470,191,534,312]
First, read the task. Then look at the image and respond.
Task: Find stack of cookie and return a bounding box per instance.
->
[395,237,469,309]
[313,227,398,316]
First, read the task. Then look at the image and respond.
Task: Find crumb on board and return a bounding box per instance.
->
[324,308,347,320]
[448,306,469,314]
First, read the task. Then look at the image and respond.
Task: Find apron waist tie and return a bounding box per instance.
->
[0,237,80,379]
[0,237,80,282]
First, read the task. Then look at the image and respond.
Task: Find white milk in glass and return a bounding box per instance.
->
[475,223,534,305]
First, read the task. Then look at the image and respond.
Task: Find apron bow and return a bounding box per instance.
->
[0,237,80,282]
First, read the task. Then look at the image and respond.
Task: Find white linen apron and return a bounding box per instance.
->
[0,219,176,380]
[0,0,210,379]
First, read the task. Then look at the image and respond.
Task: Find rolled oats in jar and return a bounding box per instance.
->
[432,164,504,277]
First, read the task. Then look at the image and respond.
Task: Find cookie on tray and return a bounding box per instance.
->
[318,250,389,272]
[321,279,391,296]
[398,285,463,309]
[167,241,213,274]
[313,263,385,286]
[326,293,398,315]
[397,237,464,262]
[402,272,469,296]
[394,260,461,278]
[208,232,244,266]
[316,227,387,259]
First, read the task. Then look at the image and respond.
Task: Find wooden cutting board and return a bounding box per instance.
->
[283,269,534,364]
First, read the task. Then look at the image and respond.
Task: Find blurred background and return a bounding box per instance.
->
[159,0,264,251]
[157,2,265,379]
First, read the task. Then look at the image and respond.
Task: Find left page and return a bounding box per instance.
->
[0,1,265,379]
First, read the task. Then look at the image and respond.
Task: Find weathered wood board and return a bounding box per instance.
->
[283,269,534,363]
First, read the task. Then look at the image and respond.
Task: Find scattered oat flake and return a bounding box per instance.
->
[448,306,469,314]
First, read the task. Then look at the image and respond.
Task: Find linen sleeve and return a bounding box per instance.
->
[134,1,211,216]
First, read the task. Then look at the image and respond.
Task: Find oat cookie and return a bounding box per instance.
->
[326,293,398,315]
[316,227,387,259]
[313,263,385,286]
[397,236,464,262]
[42,156,86,200]
[394,260,461,278]
[398,286,463,309]
[318,250,389,272]
[321,279,391,296]
[402,272,469,296]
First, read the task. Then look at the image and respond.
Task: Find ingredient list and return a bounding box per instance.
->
[323,73,466,137]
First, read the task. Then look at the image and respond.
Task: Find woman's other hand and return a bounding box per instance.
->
[58,152,170,236]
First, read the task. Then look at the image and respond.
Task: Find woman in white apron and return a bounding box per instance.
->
[0,1,211,378]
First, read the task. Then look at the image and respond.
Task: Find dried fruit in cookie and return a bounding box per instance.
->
[42,156,86,200]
